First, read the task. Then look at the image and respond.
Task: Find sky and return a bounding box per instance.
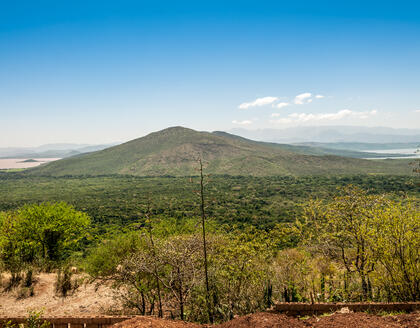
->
[1,0,420,147]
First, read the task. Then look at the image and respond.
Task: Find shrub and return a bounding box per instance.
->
[26,311,50,328]
[55,267,79,297]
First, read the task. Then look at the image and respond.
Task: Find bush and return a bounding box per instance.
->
[55,267,79,297]
[26,311,50,328]
[0,202,91,272]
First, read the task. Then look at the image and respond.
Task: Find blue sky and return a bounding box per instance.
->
[1,0,420,146]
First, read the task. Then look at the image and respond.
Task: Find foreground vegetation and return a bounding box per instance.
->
[0,170,418,322]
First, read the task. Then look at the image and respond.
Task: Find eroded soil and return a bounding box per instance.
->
[114,312,420,328]
[0,273,119,316]
[1,274,418,327]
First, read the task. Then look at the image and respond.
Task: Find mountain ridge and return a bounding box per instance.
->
[27,126,411,177]
[0,143,116,159]
[230,126,420,143]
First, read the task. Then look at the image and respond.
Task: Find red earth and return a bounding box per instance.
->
[114,311,420,328]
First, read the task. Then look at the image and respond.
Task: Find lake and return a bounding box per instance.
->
[363,148,419,159]
[0,158,61,170]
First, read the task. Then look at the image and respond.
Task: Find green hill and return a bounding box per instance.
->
[27,127,412,177]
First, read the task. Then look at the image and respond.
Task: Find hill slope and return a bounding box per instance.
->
[28,127,411,177]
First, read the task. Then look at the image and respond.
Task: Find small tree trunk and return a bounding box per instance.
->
[177,267,184,321]
[344,272,348,300]
[320,274,326,301]
[283,287,289,302]
[141,291,146,315]
[360,273,368,301]
[148,299,155,315]
[367,275,373,300]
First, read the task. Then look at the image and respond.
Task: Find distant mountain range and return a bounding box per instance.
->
[26,127,412,177]
[4,126,418,160]
[230,126,420,143]
[0,143,117,159]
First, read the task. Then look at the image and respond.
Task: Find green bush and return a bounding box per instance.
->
[26,311,50,328]
[0,202,90,271]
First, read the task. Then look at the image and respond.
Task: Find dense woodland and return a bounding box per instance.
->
[0,173,418,229]
[0,172,419,322]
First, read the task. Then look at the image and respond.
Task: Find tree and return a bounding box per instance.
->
[0,211,34,281]
[211,231,272,321]
[159,234,203,320]
[299,185,420,302]
[370,199,420,301]
[0,202,90,270]
[300,186,386,300]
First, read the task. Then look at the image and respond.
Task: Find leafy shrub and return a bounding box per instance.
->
[0,202,90,272]
[26,311,50,328]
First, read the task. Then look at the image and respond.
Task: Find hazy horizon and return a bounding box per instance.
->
[1,125,420,149]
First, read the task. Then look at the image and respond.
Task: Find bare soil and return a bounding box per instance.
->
[216,312,307,328]
[113,317,203,328]
[305,312,419,328]
[114,312,420,328]
[1,274,418,327]
[0,273,120,316]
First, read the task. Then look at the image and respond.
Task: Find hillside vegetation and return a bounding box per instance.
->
[0,174,418,229]
[27,127,411,177]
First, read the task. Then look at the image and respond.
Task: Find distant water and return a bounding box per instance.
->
[363,148,419,160]
[0,158,61,170]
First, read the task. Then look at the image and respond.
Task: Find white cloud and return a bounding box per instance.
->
[294,92,312,105]
[272,118,293,124]
[239,96,278,109]
[270,109,377,124]
[271,113,281,117]
[232,120,253,125]
[414,109,420,113]
[239,92,325,110]
[275,102,289,109]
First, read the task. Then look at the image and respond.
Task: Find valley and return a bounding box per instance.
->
[0,127,419,326]
[3,2,420,326]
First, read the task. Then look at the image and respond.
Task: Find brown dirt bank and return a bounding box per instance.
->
[1,274,418,327]
[114,312,420,328]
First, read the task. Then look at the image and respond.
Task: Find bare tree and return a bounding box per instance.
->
[144,206,163,318]
[159,235,202,320]
[193,158,214,323]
